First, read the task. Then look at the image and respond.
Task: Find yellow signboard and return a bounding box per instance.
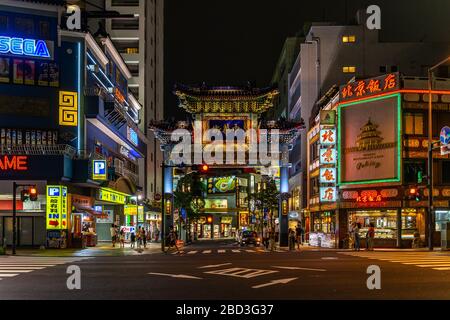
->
[46,186,62,230]
[98,188,128,204]
[124,205,144,216]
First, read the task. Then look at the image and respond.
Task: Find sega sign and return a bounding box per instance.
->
[0,36,52,59]
[92,160,107,181]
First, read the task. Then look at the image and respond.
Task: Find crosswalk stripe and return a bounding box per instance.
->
[417,264,450,267]
[433,267,450,270]
[0,270,33,273]
[0,267,45,269]
[0,274,19,277]
[187,251,197,254]
[232,250,241,253]
[245,250,254,253]
[218,250,225,253]
[203,250,211,254]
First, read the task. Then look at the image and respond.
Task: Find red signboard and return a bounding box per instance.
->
[340,73,400,102]
[0,155,28,171]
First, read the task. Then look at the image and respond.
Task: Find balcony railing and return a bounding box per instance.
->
[0,144,77,158]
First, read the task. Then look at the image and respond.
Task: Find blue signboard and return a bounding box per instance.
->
[0,36,51,58]
[440,126,450,145]
[92,160,107,180]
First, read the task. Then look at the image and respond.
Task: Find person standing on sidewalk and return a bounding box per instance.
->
[288,229,296,251]
[110,224,117,248]
[130,232,136,248]
[262,224,269,250]
[367,222,375,251]
[141,228,147,249]
[295,224,303,249]
[354,222,361,251]
[119,229,125,248]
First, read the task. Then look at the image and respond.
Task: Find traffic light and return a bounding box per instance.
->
[29,187,38,201]
[409,187,420,202]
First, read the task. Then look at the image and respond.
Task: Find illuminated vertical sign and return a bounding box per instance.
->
[59,91,78,126]
[127,126,138,146]
[319,148,337,165]
[46,186,61,230]
[320,187,337,202]
[61,186,68,229]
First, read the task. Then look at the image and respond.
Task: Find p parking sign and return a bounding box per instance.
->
[92,160,107,180]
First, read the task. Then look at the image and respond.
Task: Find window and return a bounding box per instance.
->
[129,86,139,99]
[112,40,139,54]
[404,113,424,135]
[111,18,139,30]
[111,0,139,6]
[127,63,139,77]
[342,35,356,43]
[403,160,425,184]
[15,17,34,35]
[39,21,50,38]
[0,16,8,32]
[343,66,356,73]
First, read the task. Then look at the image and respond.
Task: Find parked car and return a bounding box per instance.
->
[239,231,261,246]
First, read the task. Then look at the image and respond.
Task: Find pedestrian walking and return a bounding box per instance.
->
[110,224,117,247]
[130,232,136,248]
[349,222,356,250]
[288,229,296,251]
[269,228,276,252]
[262,224,269,250]
[367,222,375,251]
[119,229,125,248]
[137,227,142,248]
[166,225,181,254]
[155,227,160,242]
[354,222,361,251]
[295,224,303,249]
[141,228,147,248]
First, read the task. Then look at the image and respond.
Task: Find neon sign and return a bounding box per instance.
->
[0,155,28,171]
[340,73,399,101]
[0,36,50,58]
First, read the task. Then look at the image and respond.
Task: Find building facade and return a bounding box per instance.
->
[0,0,151,248]
[307,73,450,248]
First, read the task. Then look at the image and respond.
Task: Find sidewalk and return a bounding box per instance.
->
[2,242,164,257]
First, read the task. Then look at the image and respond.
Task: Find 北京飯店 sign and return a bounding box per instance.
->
[340,73,400,102]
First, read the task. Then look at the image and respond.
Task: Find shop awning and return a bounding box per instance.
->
[73,204,109,219]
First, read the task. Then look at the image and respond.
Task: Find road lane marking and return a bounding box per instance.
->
[187,251,198,254]
[0,270,33,273]
[272,266,327,272]
[433,267,450,270]
[252,278,298,289]
[321,257,338,260]
[218,250,226,253]
[0,274,19,277]
[198,263,232,269]
[0,267,45,269]
[202,250,212,254]
[232,250,241,253]
[417,264,450,267]
[205,267,278,279]
[147,272,202,279]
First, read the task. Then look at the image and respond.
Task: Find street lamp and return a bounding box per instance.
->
[427,56,450,251]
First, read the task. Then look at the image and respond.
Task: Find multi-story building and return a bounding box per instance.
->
[103,0,164,205]
[0,0,150,248]
[283,19,450,232]
[307,73,450,249]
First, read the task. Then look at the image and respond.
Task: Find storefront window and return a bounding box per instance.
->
[313,211,335,234]
[436,211,450,231]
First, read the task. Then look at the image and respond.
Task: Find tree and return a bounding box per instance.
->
[249,177,279,231]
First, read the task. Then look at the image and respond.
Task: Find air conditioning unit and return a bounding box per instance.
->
[441,222,450,250]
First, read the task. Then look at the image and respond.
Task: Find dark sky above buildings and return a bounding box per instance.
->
[164,0,450,118]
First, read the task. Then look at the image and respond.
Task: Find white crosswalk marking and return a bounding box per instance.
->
[232,250,241,253]
[202,250,212,254]
[205,267,278,279]
[187,251,197,254]
[218,250,225,253]
[339,251,450,271]
[175,248,295,256]
[0,256,92,281]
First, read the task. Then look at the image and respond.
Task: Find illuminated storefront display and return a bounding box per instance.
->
[0,35,52,59]
[338,93,402,185]
[207,176,236,194]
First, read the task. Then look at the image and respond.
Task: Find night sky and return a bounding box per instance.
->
[164,0,450,119]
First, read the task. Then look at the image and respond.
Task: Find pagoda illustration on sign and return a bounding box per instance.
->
[356,118,384,150]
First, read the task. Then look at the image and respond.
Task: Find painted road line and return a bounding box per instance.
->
[198,263,232,269]
[205,267,278,279]
[417,264,450,267]
[148,272,202,280]
[321,257,338,260]
[187,251,198,255]
[218,250,226,253]
[400,261,450,264]
[202,250,212,254]
[252,278,298,289]
[272,266,327,272]
[232,250,241,253]
[433,267,450,270]
[0,274,19,277]
[0,270,33,273]
[0,267,45,269]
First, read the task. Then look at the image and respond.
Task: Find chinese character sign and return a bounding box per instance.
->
[320,148,337,165]
[46,186,62,230]
[340,73,399,101]
[320,129,336,146]
[60,186,68,229]
[320,168,337,184]
[320,187,337,202]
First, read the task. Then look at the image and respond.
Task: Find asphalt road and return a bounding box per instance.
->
[1,240,450,300]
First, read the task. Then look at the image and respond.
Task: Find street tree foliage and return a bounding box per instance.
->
[173,172,205,220]
[249,177,279,214]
